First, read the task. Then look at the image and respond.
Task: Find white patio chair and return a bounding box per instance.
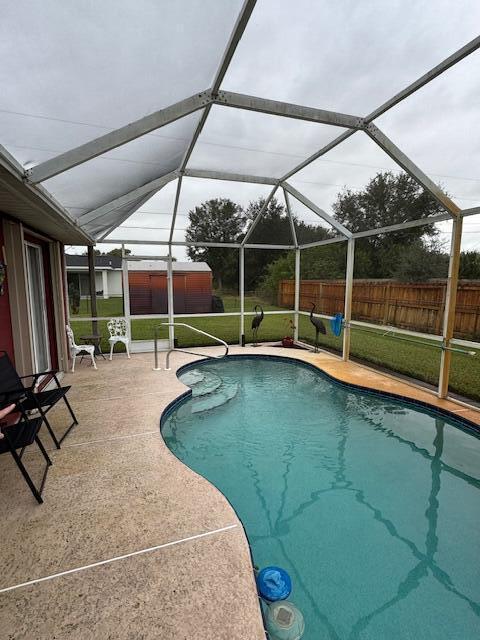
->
[65,325,97,372]
[107,318,130,360]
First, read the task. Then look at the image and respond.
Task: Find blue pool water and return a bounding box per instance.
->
[161,356,480,639]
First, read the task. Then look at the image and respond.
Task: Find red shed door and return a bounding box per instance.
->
[173,274,187,313]
[150,274,167,313]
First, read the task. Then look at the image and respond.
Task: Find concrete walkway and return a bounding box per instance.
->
[0,345,478,639]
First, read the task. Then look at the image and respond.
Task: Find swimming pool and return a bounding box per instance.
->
[161,356,480,639]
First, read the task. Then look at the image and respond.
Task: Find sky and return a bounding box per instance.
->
[1,0,479,260]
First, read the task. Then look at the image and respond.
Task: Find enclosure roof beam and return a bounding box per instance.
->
[102,238,292,250]
[245,243,296,250]
[178,1,257,177]
[283,188,298,248]
[77,171,178,226]
[25,93,211,184]
[168,175,183,244]
[102,238,241,248]
[214,91,364,129]
[352,212,452,239]
[299,236,346,249]
[278,36,480,183]
[280,130,354,183]
[212,0,257,94]
[94,190,159,241]
[365,123,461,217]
[367,35,480,122]
[241,185,278,245]
[282,182,352,238]
[184,168,277,185]
[461,206,480,218]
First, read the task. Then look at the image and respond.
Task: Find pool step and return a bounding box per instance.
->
[191,381,239,414]
[192,371,223,398]
[179,369,205,387]
[178,368,238,414]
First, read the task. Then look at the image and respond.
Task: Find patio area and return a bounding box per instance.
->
[1,346,478,639]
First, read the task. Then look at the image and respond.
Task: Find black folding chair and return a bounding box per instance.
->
[0,401,52,504]
[0,351,78,449]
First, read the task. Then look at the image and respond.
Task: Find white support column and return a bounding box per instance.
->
[294,249,300,341]
[102,270,109,299]
[438,217,463,398]
[342,238,355,361]
[167,248,175,349]
[239,247,245,346]
[121,245,131,342]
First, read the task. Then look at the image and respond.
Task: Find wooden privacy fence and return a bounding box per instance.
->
[278,279,480,340]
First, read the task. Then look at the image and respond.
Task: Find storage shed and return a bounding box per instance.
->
[128,261,212,315]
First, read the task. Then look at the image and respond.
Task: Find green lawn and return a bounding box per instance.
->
[70,297,124,317]
[70,294,480,402]
[298,315,480,402]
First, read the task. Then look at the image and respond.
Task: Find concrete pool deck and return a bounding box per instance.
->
[0,345,479,639]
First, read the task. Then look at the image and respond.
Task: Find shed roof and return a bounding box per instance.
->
[126,261,211,273]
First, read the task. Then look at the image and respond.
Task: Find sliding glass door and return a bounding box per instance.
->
[25,242,51,373]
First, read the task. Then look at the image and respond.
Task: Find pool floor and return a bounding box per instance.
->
[162,356,480,640]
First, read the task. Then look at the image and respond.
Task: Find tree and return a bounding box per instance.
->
[243,197,290,289]
[185,198,245,290]
[261,171,451,300]
[106,248,131,258]
[460,251,480,279]
[333,172,445,279]
[258,244,347,302]
[82,248,132,257]
[243,196,332,289]
[391,242,449,281]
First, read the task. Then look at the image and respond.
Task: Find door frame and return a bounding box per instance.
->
[24,240,52,373]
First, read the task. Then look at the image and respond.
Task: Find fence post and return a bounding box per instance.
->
[438,217,463,398]
[239,247,245,346]
[121,244,131,343]
[294,249,300,341]
[343,238,355,361]
[382,282,391,325]
[167,248,175,349]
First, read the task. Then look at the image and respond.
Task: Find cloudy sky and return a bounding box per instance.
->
[1,0,479,260]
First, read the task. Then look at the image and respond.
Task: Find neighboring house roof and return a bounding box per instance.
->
[127,260,211,272]
[66,254,122,270]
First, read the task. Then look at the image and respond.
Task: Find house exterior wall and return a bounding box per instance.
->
[1,213,68,375]
[107,271,122,296]
[0,216,15,361]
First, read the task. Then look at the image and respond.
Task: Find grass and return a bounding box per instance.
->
[70,297,124,317]
[298,315,480,402]
[69,294,480,403]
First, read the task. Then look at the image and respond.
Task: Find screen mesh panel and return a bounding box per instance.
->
[0,0,243,162]
[188,105,342,178]
[377,50,480,210]
[222,0,480,114]
[42,114,201,214]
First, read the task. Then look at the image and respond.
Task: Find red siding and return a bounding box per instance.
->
[129,270,212,315]
[0,217,15,361]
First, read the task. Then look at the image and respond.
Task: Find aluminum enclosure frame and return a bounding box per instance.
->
[5,1,480,404]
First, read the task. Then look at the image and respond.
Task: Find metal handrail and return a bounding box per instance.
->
[344,322,476,356]
[153,322,229,370]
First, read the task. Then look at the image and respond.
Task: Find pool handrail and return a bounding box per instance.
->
[153,322,229,370]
